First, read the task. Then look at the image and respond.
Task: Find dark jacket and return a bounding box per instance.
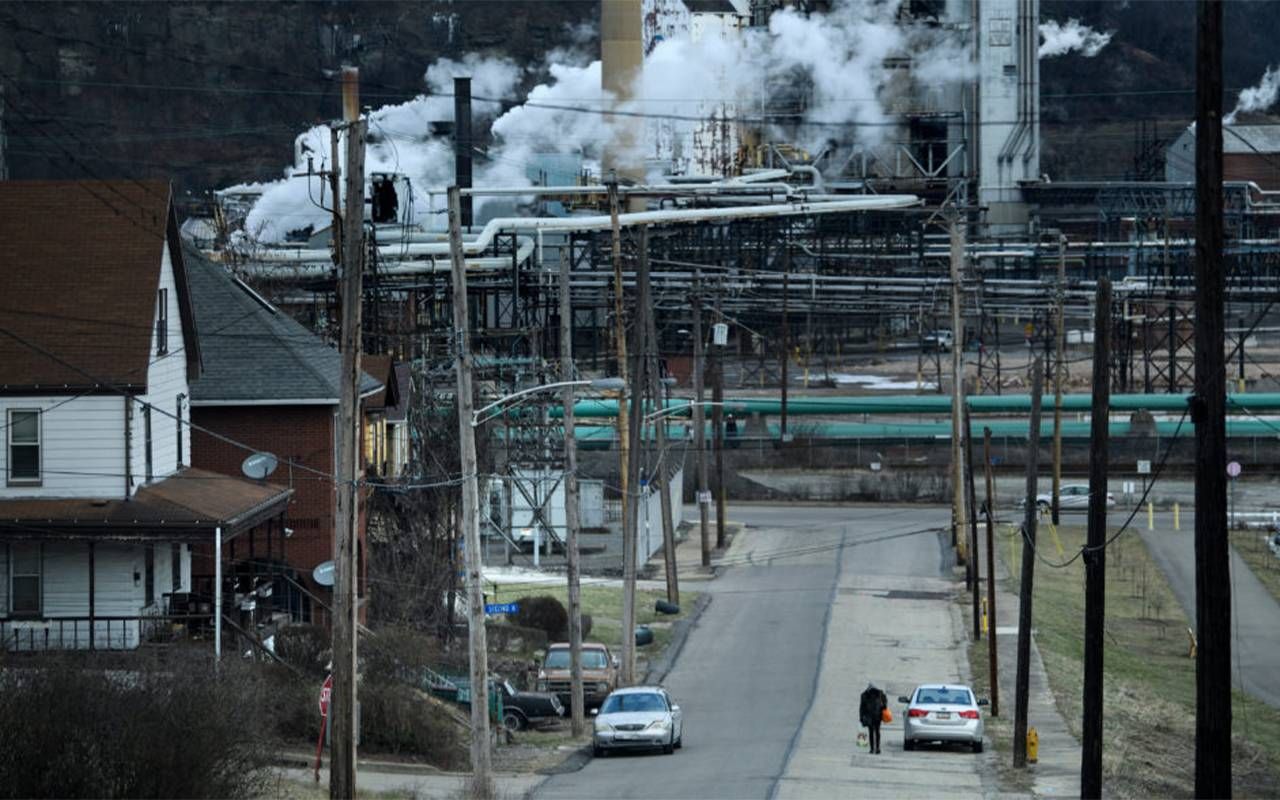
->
[859,686,888,727]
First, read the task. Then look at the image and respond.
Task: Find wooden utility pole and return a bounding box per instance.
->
[1081,279,1112,798]
[780,248,790,440]
[712,292,727,548]
[1013,357,1044,769]
[330,66,364,800]
[1194,2,1232,795]
[608,178,638,686]
[641,234,679,606]
[982,427,1000,718]
[559,244,585,737]
[0,82,8,181]
[950,221,969,567]
[448,186,492,791]
[1051,235,1066,525]
[620,228,647,687]
[692,281,711,567]
[963,397,980,640]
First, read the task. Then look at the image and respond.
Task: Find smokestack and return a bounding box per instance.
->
[601,0,644,204]
[454,76,473,228]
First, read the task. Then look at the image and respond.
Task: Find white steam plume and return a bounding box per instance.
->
[1226,65,1280,124]
[1038,18,1112,58]
[233,0,973,243]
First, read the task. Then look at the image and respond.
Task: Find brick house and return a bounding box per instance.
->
[184,248,382,624]
[0,181,293,651]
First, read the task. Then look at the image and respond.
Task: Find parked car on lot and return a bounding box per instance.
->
[537,642,619,711]
[921,329,954,352]
[592,686,684,757]
[496,678,564,732]
[899,684,987,752]
[1022,483,1116,512]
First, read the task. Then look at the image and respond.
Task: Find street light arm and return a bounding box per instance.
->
[643,400,748,422]
[472,377,626,426]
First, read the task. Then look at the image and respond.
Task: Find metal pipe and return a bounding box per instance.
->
[214,525,222,662]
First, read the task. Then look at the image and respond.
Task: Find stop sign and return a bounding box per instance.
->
[319,674,333,717]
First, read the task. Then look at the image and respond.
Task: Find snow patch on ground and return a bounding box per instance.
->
[810,373,938,391]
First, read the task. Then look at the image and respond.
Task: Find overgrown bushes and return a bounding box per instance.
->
[511,595,569,640]
[0,658,273,799]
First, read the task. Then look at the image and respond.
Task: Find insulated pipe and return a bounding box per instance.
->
[252,196,920,262]
[236,239,536,276]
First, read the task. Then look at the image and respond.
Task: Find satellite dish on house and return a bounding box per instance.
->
[313,561,336,587]
[241,452,279,480]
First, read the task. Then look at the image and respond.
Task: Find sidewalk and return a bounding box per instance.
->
[275,752,543,798]
[643,519,743,583]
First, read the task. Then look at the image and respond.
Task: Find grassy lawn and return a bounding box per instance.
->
[985,522,1280,798]
[1231,529,1280,606]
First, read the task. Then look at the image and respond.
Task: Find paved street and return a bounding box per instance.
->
[535,504,963,799]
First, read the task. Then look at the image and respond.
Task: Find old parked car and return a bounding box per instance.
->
[899,684,988,753]
[592,686,683,757]
[1024,483,1116,512]
[497,678,564,731]
[537,642,618,711]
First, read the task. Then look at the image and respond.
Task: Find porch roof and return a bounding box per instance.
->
[0,468,292,542]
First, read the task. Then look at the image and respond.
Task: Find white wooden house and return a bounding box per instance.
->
[0,181,293,651]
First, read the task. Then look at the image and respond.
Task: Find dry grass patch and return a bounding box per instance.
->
[1004,523,1280,798]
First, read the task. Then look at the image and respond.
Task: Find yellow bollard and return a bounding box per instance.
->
[1239,377,1247,393]
[1047,521,1065,558]
[1147,501,1154,531]
[1027,727,1039,764]
[981,596,989,635]
[1174,503,1180,531]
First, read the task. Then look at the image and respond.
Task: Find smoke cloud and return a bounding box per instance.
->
[1038,18,1112,58]
[1226,65,1280,124]
[232,0,972,242]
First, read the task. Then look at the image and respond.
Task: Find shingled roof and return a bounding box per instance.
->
[0,181,199,393]
[184,248,381,404]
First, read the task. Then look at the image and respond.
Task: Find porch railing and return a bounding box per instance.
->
[0,614,214,652]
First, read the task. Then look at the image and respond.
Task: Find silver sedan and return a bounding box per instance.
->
[592,686,684,756]
[900,684,987,753]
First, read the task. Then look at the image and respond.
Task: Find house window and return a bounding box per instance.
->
[144,545,155,607]
[7,409,40,485]
[171,544,182,593]
[155,288,169,355]
[10,543,42,618]
[143,404,153,481]
[175,394,185,467]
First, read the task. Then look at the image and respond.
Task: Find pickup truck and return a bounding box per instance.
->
[537,642,618,712]
[496,678,564,731]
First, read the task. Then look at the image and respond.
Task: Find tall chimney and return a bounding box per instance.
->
[601,0,645,205]
[454,76,473,228]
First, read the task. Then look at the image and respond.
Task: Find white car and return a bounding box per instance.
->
[1030,483,1116,512]
[592,686,683,756]
[900,684,987,753]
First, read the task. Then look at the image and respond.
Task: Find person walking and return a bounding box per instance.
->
[859,683,888,755]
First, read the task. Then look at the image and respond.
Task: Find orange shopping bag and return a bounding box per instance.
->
[882,707,893,724]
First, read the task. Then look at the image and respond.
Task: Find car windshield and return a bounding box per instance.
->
[544,649,608,669]
[915,687,972,706]
[600,692,667,714]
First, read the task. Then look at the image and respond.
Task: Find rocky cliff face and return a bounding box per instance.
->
[0,1,596,197]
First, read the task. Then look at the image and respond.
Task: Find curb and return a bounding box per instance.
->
[644,590,713,685]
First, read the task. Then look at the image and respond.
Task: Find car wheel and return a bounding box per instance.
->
[502,710,525,732]
[904,739,914,752]
[593,744,605,758]
[663,733,675,755]
[675,735,683,750]
[972,739,984,754]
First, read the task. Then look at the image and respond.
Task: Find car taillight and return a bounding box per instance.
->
[959,710,979,719]
[908,708,928,718]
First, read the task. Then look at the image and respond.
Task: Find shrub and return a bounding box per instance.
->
[0,658,273,798]
[274,623,329,677]
[359,679,466,767]
[511,595,569,641]
[362,626,459,685]
[581,613,593,640]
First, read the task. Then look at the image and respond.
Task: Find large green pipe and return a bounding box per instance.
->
[551,393,1280,418]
